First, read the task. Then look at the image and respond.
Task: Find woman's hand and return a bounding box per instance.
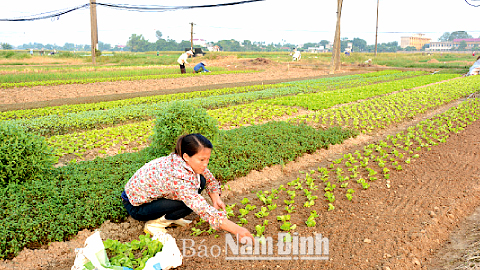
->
[210,193,226,211]
[219,219,254,243]
[234,226,255,244]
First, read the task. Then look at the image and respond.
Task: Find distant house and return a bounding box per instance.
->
[193,39,207,48]
[427,38,480,52]
[207,45,221,52]
[307,46,325,53]
[426,41,454,52]
[452,38,480,50]
[115,45,126,51]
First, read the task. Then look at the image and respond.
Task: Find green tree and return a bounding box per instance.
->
[63,42,75,51]
[98,41,111,51]
[366,41,399,53]
[302,42,318,50]
[457,40,467,51]
[0,43,12,50]
[438,32,450,42]
[155,30,163,40]
[449,31,472,41]
[352,38,367,52]
[405,46,416,51]
[216,39,242,51]
[126,34,149,52]
[319,40,330,47]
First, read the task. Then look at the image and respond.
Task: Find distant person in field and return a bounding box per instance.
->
[121,133,254,243]
[177,50,194,74]
[194,61,210,73]
[292,49,301,61]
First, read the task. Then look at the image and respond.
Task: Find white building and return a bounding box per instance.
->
[307,46,325,53]
[193,39,207,47]
[426,41,454,52]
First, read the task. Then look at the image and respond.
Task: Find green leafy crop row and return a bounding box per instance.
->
[2,70,423,135]
[2,69,411,121]
[0,83,280,121]
[42,73,464,161]
[294,75,480,133]
[258,74,459,110]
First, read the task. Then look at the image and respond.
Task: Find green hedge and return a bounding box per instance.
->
[210,122,356,181]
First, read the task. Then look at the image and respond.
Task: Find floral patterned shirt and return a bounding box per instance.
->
[124,153,225,229]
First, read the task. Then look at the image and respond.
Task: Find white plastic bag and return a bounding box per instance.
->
[71,230,182,270]
[144,233,183,270]
[71,231,121,270]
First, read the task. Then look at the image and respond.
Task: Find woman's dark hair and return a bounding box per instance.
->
[175,133,213,158]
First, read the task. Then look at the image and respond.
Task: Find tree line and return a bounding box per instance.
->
[3,30,478,53]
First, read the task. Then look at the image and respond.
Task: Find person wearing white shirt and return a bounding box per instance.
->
[177,50,194,74]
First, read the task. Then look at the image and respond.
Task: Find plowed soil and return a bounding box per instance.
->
[0,58,479,270]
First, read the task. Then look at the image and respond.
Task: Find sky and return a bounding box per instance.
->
[1,0,480,48]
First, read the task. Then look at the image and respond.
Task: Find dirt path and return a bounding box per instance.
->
[0,61,478,270]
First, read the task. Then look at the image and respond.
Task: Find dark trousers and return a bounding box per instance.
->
[123,175,206,221]
[180,64,186,74]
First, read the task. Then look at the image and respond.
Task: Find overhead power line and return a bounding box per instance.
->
[0,0,265,21]
[95,0,265,12]
[465,0,480,7]
[0,4,89,21]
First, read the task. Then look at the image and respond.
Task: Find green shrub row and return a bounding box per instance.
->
[210,122,356,181]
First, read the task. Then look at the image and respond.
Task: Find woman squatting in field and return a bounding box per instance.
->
[121,133,254,243]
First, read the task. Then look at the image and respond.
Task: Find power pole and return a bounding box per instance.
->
[330,0,343,74]
[190,22,195,50]
[90,0,98,65]
[374,0,379,56]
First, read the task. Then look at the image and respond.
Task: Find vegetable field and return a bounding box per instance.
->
[1,54,480,270]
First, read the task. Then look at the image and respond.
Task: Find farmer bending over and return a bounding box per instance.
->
[194,61,210,73]
[177,50,194,74]
[122,133,253,243]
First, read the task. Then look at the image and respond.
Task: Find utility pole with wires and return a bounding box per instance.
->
[330,0,343,74]
[89,0,98,65]
[374,0,379,56]
[190,22,195,50]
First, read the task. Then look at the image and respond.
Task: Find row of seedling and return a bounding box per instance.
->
[187,97,479,241]
[316,98,480,209]
[294,75,480,134]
